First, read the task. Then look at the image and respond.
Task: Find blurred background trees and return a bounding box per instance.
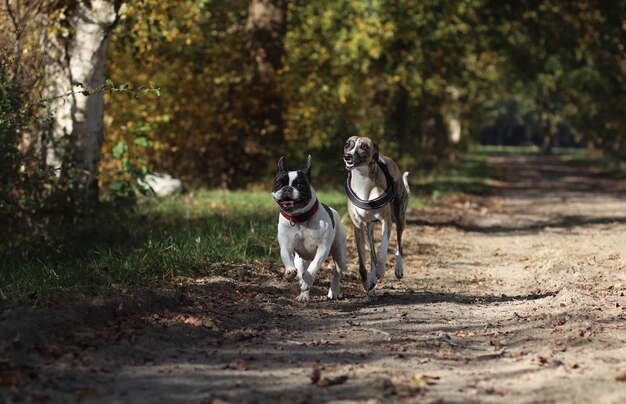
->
[1,0,624,236]
[102,0,623,189]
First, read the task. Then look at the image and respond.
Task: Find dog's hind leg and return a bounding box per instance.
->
[354,226,370,292]
[328,224,347,300]
[366,222,379,293]
[393,182,409,280]
[376,218,391,280]
[394,220,405,279]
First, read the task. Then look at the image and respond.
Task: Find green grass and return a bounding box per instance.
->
[557,149,626,178]
[412,148,498,196]
[477,145,626,178]
[411,145,626,198]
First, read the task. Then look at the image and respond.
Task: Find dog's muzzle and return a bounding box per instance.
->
[277,199,296,209]
[343,153,358,170]
[274,188,303,211]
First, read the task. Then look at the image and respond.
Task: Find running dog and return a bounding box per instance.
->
[343,137,410,294]
[272,155,347,302]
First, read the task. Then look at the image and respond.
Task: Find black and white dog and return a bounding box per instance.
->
[343,136,410,294]
[272,155,347,302]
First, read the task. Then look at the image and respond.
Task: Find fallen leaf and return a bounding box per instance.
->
[410,377,427,386]
[310,367,321,384]
[411,374,440,386]
[223,359,248,370]
[318,310,330,317]
[317,374,348,387]
[75,388,100,399]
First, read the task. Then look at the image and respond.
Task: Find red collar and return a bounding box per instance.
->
[280,200,319,224]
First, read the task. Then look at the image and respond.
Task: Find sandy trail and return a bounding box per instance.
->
[2,153,626,403]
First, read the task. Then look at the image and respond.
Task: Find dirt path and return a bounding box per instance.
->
[2,153,626,403]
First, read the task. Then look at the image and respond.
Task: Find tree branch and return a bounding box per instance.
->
[4,0,21,40]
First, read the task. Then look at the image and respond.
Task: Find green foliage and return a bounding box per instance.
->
[100,0,624,190]
[0,62,23,228]
[105,0,498,187]
[0,60,53,251]
[478,0,625,154]
[0,67,159,260]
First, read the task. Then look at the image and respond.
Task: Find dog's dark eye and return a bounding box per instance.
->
[360,143,369,150]
[273,174,288,191]
[345,140,353,149]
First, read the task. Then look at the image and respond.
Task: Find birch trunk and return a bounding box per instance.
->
[45,1,119,203]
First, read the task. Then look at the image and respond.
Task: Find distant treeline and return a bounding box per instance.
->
[104,0,624,188]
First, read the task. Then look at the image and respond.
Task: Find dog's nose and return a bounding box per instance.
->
[343,154,352,160]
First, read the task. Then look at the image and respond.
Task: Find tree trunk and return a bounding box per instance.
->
[44,1,119,204]
[246,0,286,146]
[542,121,554,154]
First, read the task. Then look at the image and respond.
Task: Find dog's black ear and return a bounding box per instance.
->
[302,154,312,178]
[277,156,288,173]
[373,143,380,161]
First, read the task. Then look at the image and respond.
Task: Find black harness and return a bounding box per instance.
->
[322,203,335,229]
[344,158,395,210]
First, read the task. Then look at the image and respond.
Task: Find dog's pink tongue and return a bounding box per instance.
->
[280,200,295,208]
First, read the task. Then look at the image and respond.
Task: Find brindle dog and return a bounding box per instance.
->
[343,136,410,294]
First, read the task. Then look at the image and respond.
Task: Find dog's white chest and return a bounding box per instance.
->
[293,231,323,260]
[278,218,333,262]
[352,205,382,224]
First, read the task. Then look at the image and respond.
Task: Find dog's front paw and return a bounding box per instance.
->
[327,287,342,300]
[362,279,376,294]
[395,255,404,279]
[296,290,310,302]
[284,267,297,280]
[376,263,386,279]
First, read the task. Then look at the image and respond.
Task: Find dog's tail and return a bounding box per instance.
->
[402,172,410,195]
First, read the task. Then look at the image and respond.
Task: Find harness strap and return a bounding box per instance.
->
[344,158,395,210]
[322,203,335,229]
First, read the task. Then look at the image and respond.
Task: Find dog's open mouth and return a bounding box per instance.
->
[278,199,296,209]
[344,157,355,169]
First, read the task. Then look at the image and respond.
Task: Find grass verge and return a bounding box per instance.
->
[412,147,498,197]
